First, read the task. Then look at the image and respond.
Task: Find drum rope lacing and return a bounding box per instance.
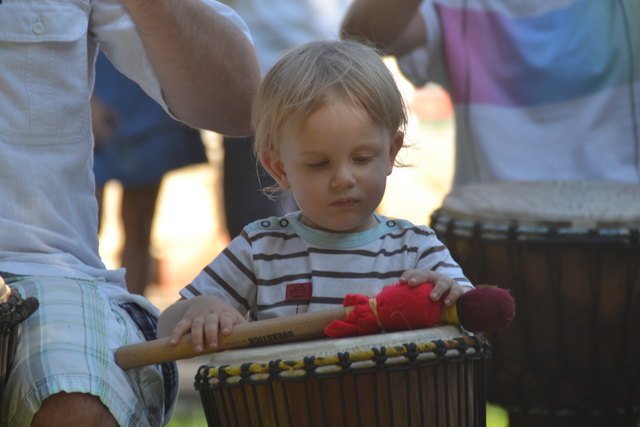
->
[195,334,489,390]
[432,211,640,245]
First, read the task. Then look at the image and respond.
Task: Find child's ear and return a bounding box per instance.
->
[260,149,291,190]
[387,131,404,176]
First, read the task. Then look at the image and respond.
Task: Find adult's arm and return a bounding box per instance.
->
[119,0,261,135]
[341,0,426,57]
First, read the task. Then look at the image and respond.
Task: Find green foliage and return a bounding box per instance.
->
[166,398,207,427]
[166,399,510,427]
[487,404,509,427]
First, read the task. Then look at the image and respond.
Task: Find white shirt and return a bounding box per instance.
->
[0,0,250,287]
[223,0,351,74]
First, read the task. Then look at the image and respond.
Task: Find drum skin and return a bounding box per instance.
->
[430,180,640,417]
[195,325,489,427]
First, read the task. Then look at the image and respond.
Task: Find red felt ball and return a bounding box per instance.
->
[457,286,515,332]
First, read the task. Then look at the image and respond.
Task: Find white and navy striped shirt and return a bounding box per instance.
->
[181,212,472,320]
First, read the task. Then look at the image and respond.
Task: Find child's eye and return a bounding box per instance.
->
[353,155,372,163]
[307,160,329,168]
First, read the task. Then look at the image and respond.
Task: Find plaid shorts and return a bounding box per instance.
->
[0,275,178,426]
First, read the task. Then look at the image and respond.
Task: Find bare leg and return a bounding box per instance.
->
[120,183,161,296]
[31,392,118,427]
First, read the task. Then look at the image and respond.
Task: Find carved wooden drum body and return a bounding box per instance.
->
[196,325,489,427]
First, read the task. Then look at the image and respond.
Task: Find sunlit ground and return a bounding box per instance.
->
[99,64,512,426]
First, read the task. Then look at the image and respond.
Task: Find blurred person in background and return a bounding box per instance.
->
[341,0,640,187]
[92,52,208,296]
[220,0,352,238]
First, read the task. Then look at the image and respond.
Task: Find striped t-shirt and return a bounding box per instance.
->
[181,212,471,320]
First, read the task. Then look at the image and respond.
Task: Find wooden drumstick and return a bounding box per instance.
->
[115,307,347,370]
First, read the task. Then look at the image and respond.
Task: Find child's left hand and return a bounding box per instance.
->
[399,269,471,306]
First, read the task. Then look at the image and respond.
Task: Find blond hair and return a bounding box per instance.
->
[253,40,408,160]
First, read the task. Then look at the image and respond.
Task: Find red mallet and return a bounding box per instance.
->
[324,282,515,338]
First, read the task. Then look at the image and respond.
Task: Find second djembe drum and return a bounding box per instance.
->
[430,180,640,421]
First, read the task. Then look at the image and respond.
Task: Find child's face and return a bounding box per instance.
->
[262,98,403,233]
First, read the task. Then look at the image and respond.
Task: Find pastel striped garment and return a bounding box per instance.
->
[398,0,640,186]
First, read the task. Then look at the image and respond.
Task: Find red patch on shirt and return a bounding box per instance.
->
[286,282,312,300]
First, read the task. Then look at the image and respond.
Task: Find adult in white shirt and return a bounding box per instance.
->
[0,0,260,425]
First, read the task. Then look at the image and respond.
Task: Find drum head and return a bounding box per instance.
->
[440,180,640,229]
[204,325,468,367]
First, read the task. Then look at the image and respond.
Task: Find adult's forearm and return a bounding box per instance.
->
[120,0,261,135]
[341,0,423,55]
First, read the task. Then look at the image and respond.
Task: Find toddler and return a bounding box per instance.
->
[158,40,472,351]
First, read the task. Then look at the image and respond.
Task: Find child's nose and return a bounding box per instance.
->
[330,164,356,189]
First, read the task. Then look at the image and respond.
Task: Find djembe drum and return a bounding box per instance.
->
[0,277,39,401]
[430,180,640,424]
[196,325,489,427]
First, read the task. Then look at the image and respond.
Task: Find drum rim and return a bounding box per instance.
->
[195,326,489,389]
[431,210,640,242]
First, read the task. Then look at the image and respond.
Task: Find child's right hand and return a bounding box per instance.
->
[167,295,246,352]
